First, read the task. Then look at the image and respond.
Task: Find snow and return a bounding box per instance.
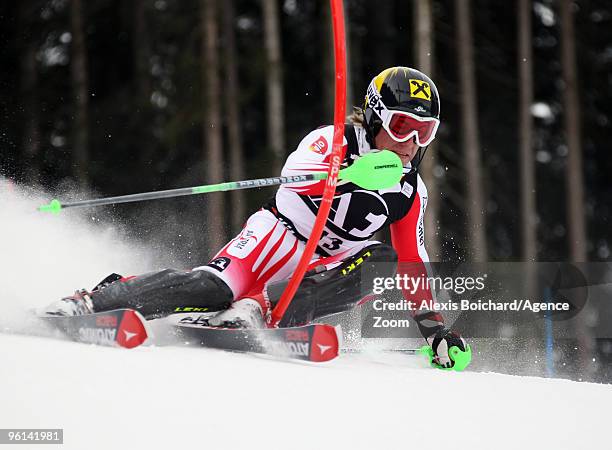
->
[1,179,611,450]
[0,333,610,450]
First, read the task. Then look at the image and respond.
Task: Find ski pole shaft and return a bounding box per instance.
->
[38,150,403,214]
[38,173,326,213]
[341,348,426,355]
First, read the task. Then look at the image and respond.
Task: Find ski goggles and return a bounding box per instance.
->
[367,81,440,146]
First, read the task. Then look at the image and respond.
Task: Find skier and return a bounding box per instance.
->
[45,67,468,369]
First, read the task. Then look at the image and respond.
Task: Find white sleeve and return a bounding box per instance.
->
[280,126,347,195]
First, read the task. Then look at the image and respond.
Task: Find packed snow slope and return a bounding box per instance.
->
[0,333,609,450]
[1,179,610,450]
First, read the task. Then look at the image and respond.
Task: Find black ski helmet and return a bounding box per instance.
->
[364,66,440,136]
[363,66,440,171]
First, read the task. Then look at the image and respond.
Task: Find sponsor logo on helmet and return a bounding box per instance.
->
[409,79,431,101]
[414,105,426,113]
[309,135,328,154]
[367,84,384,116]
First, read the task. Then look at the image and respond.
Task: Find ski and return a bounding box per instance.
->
[165,316,341,362]
[39,309,149,349]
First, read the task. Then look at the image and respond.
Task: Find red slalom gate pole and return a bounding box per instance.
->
[269,0,347,327]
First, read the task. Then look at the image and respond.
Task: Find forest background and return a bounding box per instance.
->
[1,0,610,265]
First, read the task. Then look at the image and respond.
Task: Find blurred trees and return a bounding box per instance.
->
[1,0,610,264]
[133,0,153,169]
[222,0,246,235]
[414,0,440,260]
[133,0,151,107]
[559,0,587,262]
[70,0,89,189]
[518,0,536,261]
[201,0,225,249]
[18,1,42,184]
[455,0,487,261]
[262,0,284,175]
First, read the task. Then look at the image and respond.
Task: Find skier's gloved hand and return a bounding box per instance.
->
[427,328,469,369]
[412,310,471,370]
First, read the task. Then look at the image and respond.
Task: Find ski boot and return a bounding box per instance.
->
[42,289,95,317]
[206,297,266,329]
[41,273,124,317]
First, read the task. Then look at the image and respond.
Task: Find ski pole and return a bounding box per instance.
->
[38,150,403,214]
[342,345,472,371]
[341,347,427,355]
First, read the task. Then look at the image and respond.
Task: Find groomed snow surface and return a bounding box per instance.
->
[1,333,610,450]
[1,179,610,449]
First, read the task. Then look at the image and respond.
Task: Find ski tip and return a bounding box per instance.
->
[309,324,340,362]
[116,310,149,349]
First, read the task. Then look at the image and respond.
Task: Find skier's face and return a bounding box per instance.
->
[374,128,420,166]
